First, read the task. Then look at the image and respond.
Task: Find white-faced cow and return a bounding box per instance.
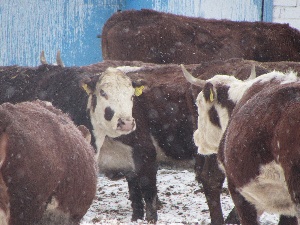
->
[182,64,298,224]
[0,100,97,225]
[0,62,158,222]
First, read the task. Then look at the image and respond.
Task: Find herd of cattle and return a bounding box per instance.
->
[1,9,300,225]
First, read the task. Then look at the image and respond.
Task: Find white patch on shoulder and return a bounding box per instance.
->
[115,66,142,74]
[151,135,194,170]
[239,161,296,216]
[46,196,59,211]
[0,209,9,225]
[98,137,135,172]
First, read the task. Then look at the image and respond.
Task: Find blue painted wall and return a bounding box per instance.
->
[0,0,273,66]
[0,0,124,66]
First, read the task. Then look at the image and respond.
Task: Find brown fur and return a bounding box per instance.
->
[102,9,300,64]
[85,60,300,224]
[219,82,300,225]
[0,100,97,225]
[2,59,300,223]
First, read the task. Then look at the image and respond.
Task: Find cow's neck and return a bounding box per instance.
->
[93,128,106,161]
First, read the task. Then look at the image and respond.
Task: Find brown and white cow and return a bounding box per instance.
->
[0,62,158,222]
[0,100,97,225]
[183,67,298,224]
[219,80,300,225]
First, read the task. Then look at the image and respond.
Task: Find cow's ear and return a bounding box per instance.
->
[80,75,99,95]
[132,79,147,96]
[203,82,215,103]
[132,78,147,88]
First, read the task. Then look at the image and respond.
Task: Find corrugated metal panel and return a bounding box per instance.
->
[124,0,273,22]
[1,0,273,66]
[0,0,124,66]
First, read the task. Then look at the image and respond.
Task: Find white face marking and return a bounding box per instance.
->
[88,67,136,152]
[193,75,243,155]
[240,161,297,216]
[193,71,298,155]
[98,137,135,173]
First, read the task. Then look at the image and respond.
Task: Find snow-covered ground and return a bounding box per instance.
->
[81,169,279,225]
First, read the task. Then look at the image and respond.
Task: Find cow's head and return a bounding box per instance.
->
[181,65,255,155]
[83,67,138,138]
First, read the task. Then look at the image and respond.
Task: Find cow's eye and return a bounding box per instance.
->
[100,89,108,99]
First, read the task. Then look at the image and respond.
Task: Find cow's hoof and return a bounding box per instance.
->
[131,212,143,222]
[146,212,157,223]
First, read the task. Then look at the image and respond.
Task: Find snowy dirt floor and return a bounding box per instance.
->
[81,169,279,225]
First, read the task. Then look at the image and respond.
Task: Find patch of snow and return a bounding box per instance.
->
[81,169,279,224]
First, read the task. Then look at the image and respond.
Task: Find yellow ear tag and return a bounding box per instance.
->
[134,86,144,96]
[82,84,91,95]
[209,89,214,102]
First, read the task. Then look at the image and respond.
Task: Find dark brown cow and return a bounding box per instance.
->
[0,100,97,225]
[218,79,300,225]
[101,9,300,64]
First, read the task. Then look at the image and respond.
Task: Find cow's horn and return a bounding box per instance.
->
[247,64,256,80]
[180,64,206,87]
[40,51,48,65]
[56,50,64,67]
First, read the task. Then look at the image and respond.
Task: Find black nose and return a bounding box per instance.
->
[104,107,114,121]
[117,118,125,127]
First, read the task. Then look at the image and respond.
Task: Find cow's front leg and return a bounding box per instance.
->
[126,176,144,221]
[195,154,226,225]
[278,215,297,225]
[139,167,158,223]
[227,178,259,225]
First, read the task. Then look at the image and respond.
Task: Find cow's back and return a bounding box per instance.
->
[0,101,97,225]
[102,9,300,64]
[220,82,300,219]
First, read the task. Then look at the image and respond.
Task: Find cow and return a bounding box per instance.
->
[2,58,300,224]
[84,59,265,224]
[101,8,300,224]
[0,100,97,225]
[181,62,300,224]
[101,9,300,64]
[0,61,159,222]
[219,79,300,225]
